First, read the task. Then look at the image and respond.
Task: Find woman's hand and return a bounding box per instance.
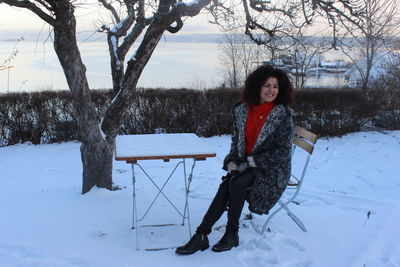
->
[227,161,239,172]
[227,156,257,174]
[238,162,249,172]
[247,156,257,168]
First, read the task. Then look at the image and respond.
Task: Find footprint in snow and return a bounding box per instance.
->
[280,238,306,252]
[280,258,314,267]
[237,248,279,266]
[244,237,273,251]
[307,196,335,206]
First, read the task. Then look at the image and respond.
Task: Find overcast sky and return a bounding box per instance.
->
[0,3,221,41]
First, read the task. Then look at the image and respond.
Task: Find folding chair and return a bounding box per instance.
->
[250,126,318,234]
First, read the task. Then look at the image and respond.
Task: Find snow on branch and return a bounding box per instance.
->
[110,36,121,67]
[111,17,128,33]
[174,0,211,17]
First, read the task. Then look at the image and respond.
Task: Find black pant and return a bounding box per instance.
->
[196,169,255,234]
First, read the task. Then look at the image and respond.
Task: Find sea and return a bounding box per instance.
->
[0,40,348,93]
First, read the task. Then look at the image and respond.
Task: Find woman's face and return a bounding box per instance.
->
[260,76,279,104]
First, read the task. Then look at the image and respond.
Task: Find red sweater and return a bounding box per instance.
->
[245,102,275,155]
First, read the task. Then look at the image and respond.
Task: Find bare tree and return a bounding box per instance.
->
[239,33,262,79]
[254,24,331,89]
[1,37,24,92]
[219,32,243,88]
[290,33,332,88]
[218,30,261,88]
[337,0,400,89]
[208,0,364,90]
[208,0,363,46]
[0,0,214,194]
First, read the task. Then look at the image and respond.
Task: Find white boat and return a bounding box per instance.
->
[291,68,306,76]
[306,67,321,73]
[324,68,348,73]
[319,60,350,73]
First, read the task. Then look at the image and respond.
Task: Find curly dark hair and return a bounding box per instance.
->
[241,65,294,107]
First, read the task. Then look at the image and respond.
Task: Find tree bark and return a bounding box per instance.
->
[51,0,113,193]
[81,138,114,193]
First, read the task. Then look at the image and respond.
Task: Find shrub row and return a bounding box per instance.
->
[0,87,398,146]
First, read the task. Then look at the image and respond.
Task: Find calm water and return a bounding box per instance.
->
[0,41,347,93]
[0,41,222,92]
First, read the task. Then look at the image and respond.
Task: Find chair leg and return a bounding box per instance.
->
[279,200,307,232]
[250,202,286,235]
[250,217,262,234]
[287,211,307,232]
[250,200,307,235]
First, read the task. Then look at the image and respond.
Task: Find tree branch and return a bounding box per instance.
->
[175,0,212,17]
[98,0,121,23]
[166,16,183,33]
[119,15,149,57]
[249,0,296,18]
[0,0,55,26]
[35,0,53,11]
[102,0,213,136]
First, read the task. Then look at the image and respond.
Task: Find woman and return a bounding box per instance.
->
[176,65,295,255]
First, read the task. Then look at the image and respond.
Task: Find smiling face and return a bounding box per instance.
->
[259,76,279,104]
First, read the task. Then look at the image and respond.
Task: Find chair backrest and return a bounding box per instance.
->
[288,126,318,186]
[292,126,318,155]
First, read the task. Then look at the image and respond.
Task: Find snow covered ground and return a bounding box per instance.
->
[0,131,399,267]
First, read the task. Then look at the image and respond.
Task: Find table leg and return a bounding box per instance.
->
[129,158,198,249]
[136,162,185,220]
[182,158,196,237]
[131,163,139,250]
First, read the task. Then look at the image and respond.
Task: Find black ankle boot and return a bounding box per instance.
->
[212,231,239,252]
[175,233,209,255]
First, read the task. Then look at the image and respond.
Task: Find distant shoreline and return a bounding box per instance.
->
[3,33,393,47]
[1,33,225,43]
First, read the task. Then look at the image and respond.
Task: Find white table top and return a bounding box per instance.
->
[115,133,216,162]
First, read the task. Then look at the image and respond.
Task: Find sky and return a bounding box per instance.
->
[0,2,221,41]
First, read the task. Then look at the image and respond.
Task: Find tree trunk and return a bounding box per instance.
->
[52,1,113,194]
[81,138,114,193]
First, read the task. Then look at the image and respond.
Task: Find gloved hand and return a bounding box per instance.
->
[239,156,257,172]
[247,156,257,168]
[227,156,257,174]
[238,162,249,172]
[227,161,238,172]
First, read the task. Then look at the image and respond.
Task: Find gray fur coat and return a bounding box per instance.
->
[223,102,295,215]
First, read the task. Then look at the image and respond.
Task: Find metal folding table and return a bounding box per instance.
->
[115,133,216,250]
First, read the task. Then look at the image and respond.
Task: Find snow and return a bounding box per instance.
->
[176,0,199,7]
[345,52,400,87]
[98,119,106,141]
[130,51,137,61]
[115,133,216,158]
[0,131,400,267]
[111,17,129,34]
[110,36,121,68]
[110,88,121,105]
